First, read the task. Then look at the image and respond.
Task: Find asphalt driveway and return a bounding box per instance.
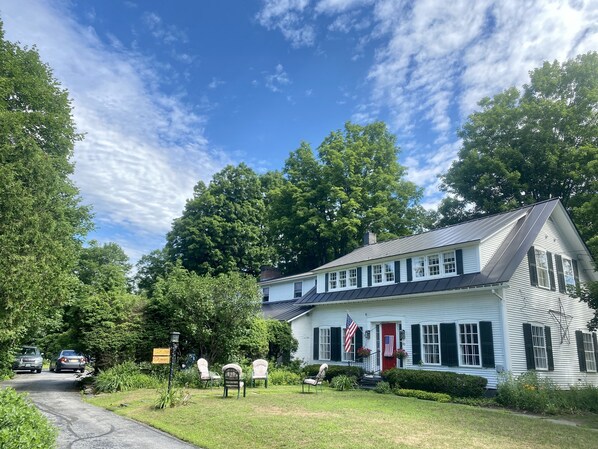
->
[3,371,199,449]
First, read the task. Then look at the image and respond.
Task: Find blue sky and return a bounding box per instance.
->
[1,0,597,264]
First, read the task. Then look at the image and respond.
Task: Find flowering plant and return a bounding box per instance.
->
[356,347,372,358]
[393,348,408,360]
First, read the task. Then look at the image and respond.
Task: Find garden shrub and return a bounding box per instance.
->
[94,361,160,393]
[373,381,392,394]
[565,383,598,413]
[303,364,364,382]
[330,375,357,391]
[268,368,302,385]
[155,386,190,409]
[0,388,57,449]
[382,368,487,398]
[174,367,203,388]
[395,389,451,403]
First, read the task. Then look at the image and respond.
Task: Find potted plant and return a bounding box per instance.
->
[356,347,372,358]
[393,348,408,360]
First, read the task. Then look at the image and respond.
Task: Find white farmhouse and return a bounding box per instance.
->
[261,199,598,389]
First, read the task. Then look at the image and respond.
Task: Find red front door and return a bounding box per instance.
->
[381,323,397,372]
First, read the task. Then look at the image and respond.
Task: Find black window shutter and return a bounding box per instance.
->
[572,259,580,287]
[325,273,329,292]
[331,327,342,361]
[367,265,372,287]
[527,247,538,287]
[575,330,587,372]
[357,267,362,288]
[313,328,319,360]
[523,323,535,370]
[555,254,566,293]
[355,327,363,353]
[479,321,495,368]
[593,333,598,368]
[394,260,400,283]
[545,326,554,371]
[440,323,458,367]
[411,324,421,364]
[456,249,463,275]
[406,258,412,282]
[546,251,556,291]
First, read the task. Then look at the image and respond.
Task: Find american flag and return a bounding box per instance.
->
[344,314,358,353]
[384,335,395,357]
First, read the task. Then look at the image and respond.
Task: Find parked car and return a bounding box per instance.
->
[12,346,43,373]
[49,350,86,373]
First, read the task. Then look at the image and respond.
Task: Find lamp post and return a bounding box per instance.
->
[167,331,180,395]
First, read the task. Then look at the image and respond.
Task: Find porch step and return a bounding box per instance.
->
[358,375,382,390]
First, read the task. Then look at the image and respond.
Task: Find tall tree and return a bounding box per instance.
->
[165,163,274,277]
[268,121,426,274]
[439,52,598,250]
[0,23,91,374]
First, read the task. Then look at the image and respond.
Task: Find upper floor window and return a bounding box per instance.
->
[349,268,358,287]
[329,272,337,290]
[294,282,302,298]
[534,248,550,289]
[413,251,456,279]
[262,287,269,302]
[372,262,394,285]
[329,268,359,291]
[562,258,576,292]
[339,271,347,288]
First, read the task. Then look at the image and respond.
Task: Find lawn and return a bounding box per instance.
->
[86,386,598,449]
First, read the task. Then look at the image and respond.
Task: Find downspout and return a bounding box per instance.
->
[492,287,511,373]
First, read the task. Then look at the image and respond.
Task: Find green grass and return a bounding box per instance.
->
[86,386,598,449]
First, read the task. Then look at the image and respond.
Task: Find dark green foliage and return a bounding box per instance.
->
[146,264,262,364]
[330,375,358,391]
[268,368,302,385]
[571,282,598,331]
[439,52,598,255]
[0,387,57,448]
[268,121,427,274]
[166,163,275,277]
[94,361,160,393]
[266,319,298,362]
[395,389,452,403]
[497,371,598,414]
[382,368,487,398]
[373,381,392,394]
[155,386,190,409]
[303,364,364,382]
[0,22,91,375]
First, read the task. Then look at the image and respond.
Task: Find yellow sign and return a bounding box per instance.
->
[152,348,170,364]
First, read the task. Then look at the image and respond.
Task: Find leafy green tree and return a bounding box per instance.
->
[268,121,425,274]
[146,264,262,364]
[0,23,91,375]
[135,248,171,295]
[439,52,598,248]
[166,163,275,277]
[574,282,598,331]
[266,319,298,363]
[77,240,132,292]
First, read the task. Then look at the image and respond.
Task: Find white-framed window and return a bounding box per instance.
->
[329,272,337,290]
[319,328,331,360]
[458,323,481,367]
[372,262,394,285]
[562,257,576,292]
[349,268,358,287]
[339,271,347,288]
[294,282,302,298]
[582,333,597,372]
[422,324,440,364]
[531,325,548,370]
[342,328,355,362]
[535,248,550,289]
[413,251,457,279]
[262,287,269,302]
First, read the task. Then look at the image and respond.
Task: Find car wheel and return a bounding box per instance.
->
[31,369,35,373]
[55,367,61,373]
[80,368,85,373]
[36,369,41,373]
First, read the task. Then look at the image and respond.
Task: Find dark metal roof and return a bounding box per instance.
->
[297,200,560,305]
[261,298,314,322]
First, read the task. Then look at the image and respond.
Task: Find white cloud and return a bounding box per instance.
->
[1,1,231,261]
[256,0,316,47]
[265,63,292,92]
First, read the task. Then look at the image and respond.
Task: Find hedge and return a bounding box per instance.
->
[0,387,57,449]
[382,368,487,398]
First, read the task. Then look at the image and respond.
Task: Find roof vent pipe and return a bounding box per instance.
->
[363,231,377,246]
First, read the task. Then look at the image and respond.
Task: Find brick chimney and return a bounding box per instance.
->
[259,266,282,282]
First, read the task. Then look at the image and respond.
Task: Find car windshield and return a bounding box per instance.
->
[61,350,79,357]
[21,347,37,355]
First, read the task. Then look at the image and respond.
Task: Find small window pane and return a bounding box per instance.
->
[583,333,597,372]
[319,328,331,360]
[373,264,383,284]
[339,271,347,288]
[262,287,269,302]
[384,263,394,282]
[459,323,480,366]
[294,282,302,298]
[562,258,576,292]
[414,257,425,278]
[531,325,548,370]
[422,324,440,364]
[349,268,357,286]
[443,251,456,274]
[535,249,550,288]
[329,272,337,290]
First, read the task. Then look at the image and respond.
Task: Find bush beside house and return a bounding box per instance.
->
[383,368,487,398]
